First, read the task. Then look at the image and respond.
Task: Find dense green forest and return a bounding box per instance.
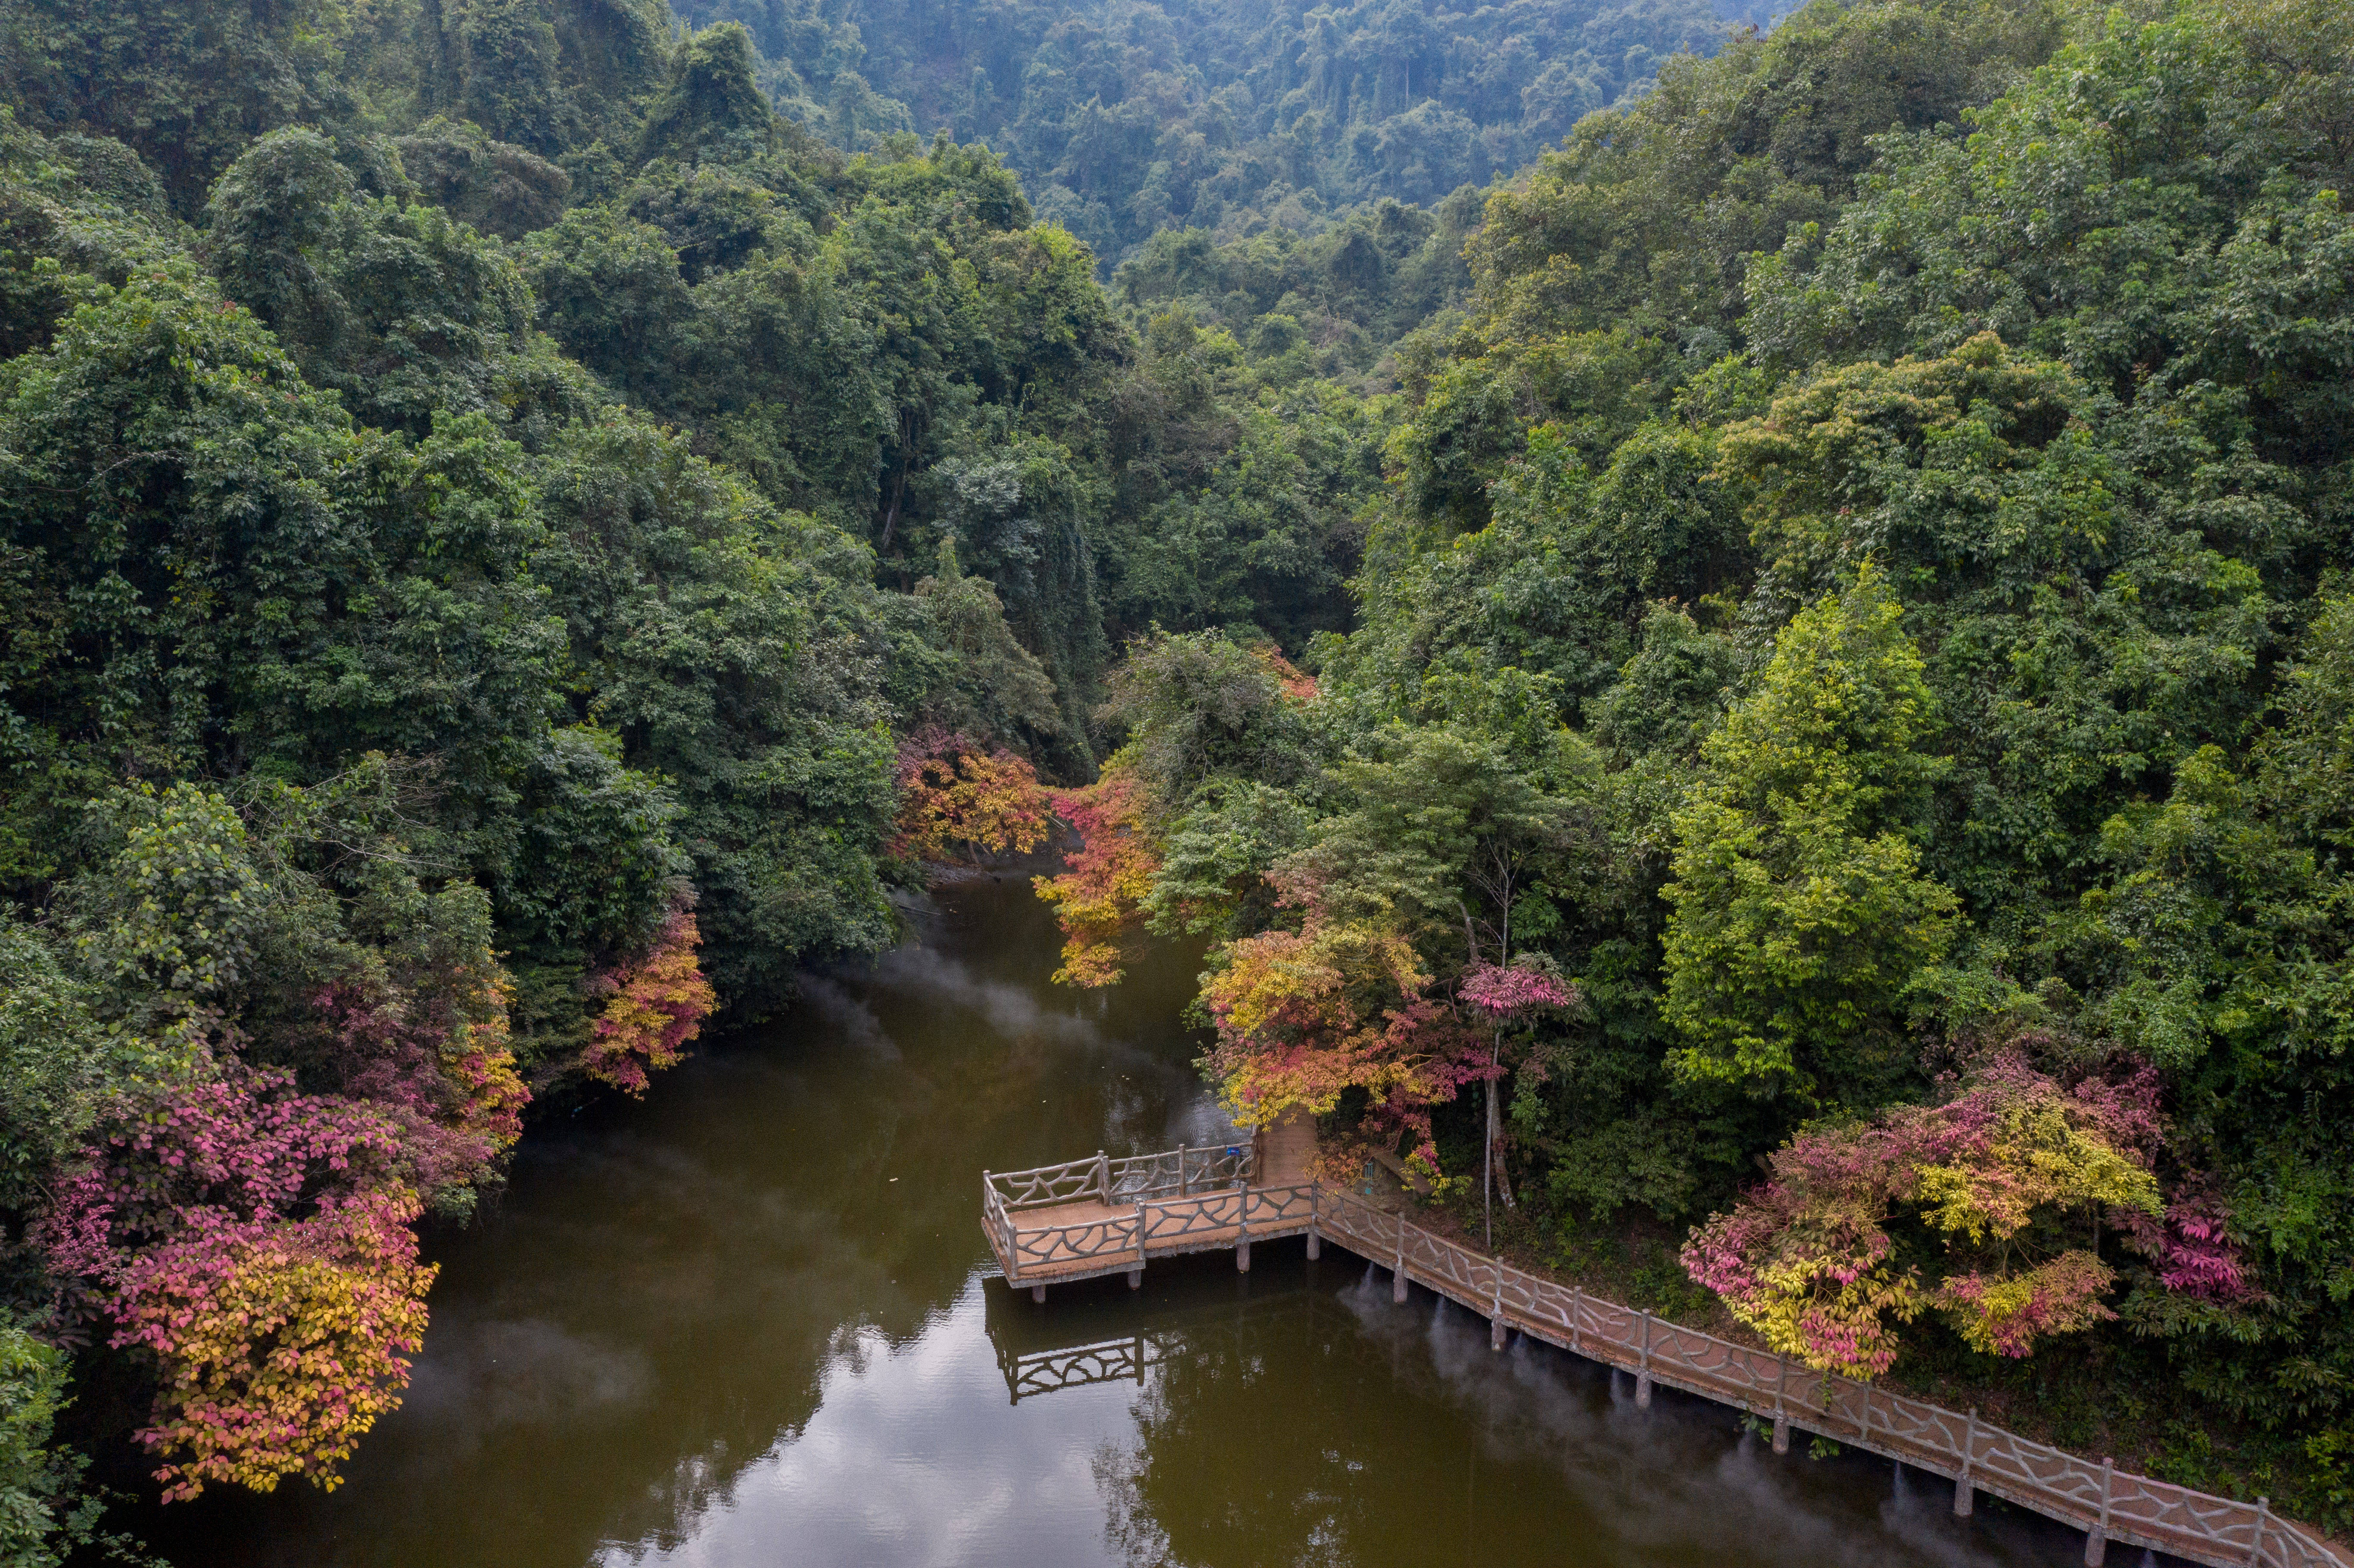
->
[676,0,1747,261]
[0,0,2351,1555]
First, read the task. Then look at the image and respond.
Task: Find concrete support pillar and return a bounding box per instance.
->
[2084,1457,2113,1566]
[1954,1409,1977,1517]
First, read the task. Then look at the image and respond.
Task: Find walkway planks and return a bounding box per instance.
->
[979,1131,2349,1568]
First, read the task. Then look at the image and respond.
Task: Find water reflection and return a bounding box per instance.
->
[139,873,2099,1568]
[1058,1260,2082,1568]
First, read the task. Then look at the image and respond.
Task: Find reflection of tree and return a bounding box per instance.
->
[1092,1292,1365,1568]
[1087,1347,1356,1563]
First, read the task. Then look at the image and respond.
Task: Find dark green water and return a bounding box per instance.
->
[149,873,2099,1567]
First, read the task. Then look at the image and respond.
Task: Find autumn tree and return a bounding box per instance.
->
[38,1072,433,1500]
[1199,893,1481,1183]
[582,900,719,1096]
[1679,1050,2200,1377]
[1034,761,1160,987]
[889,728,1054,866]
[1459,958,1580,1241]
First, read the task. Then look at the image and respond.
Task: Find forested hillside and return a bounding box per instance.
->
[1,0,2351,1554]
[0,0,1402,1545]
[1031,0,2354,1535]
[676,0,1743,262]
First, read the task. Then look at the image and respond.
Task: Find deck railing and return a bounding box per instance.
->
[984,1156,1312,1283]
[976,1148,2348,1568]
[984,1143,1254,1213]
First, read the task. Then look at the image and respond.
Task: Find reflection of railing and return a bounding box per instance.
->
[983,1270,1322,1405]
[978,1153,2346,1568]
[1002,1331,1153,1398]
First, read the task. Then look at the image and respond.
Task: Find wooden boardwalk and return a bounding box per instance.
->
[980,1127,2348,1568]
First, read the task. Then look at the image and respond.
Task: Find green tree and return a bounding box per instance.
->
[1661,564,1959,1097]
[1,0,342,212]
[0,1316,105,1568]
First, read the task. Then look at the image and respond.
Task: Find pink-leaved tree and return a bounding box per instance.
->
[1679,1049,2248,1377]
[40,1070,434,1500]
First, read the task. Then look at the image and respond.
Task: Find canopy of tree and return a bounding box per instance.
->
[1024,0,2354,1533]
[0,0,1400,1532]
[676,0,1755,264]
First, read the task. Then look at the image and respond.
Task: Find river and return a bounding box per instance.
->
[146,871,2102,1567]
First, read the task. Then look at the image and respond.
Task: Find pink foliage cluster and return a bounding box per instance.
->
[40,1070,401,1273]
[1681,1052,2176,1375]
[1458,961,1577,1019]
[38,1071,434,1497]
[2118,1182,2258,1303]
[311,978,526,1203]
[1681,1126,1916,1375]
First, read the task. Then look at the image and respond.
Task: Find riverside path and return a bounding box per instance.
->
[980,1117,2347,1568]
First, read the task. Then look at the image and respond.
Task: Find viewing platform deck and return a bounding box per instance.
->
[981,1112,1316,1295]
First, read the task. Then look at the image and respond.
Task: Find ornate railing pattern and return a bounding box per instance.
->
[975,1147,2345,1568]
[984,1170,1315,1283]
[1000,1332,1157,1399]
[984,1145,1253,1213]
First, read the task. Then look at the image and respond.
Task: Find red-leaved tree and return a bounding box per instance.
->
[891,729,1054,864]
[309,957,526,1211]
[583,902,718,1096]
[1199,874,1490,1183]
[40,1071,434,1500]
[1034,760,1161,987]
[1679,1052,2198,1376]
[1459,959,1579,1239]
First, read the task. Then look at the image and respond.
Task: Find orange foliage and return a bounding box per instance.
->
[1200,912,1483,1169]
[1033,760,1159,987]
[892,731,1053,862]
[1255,646,1319,701]
[584,906,717,1095]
